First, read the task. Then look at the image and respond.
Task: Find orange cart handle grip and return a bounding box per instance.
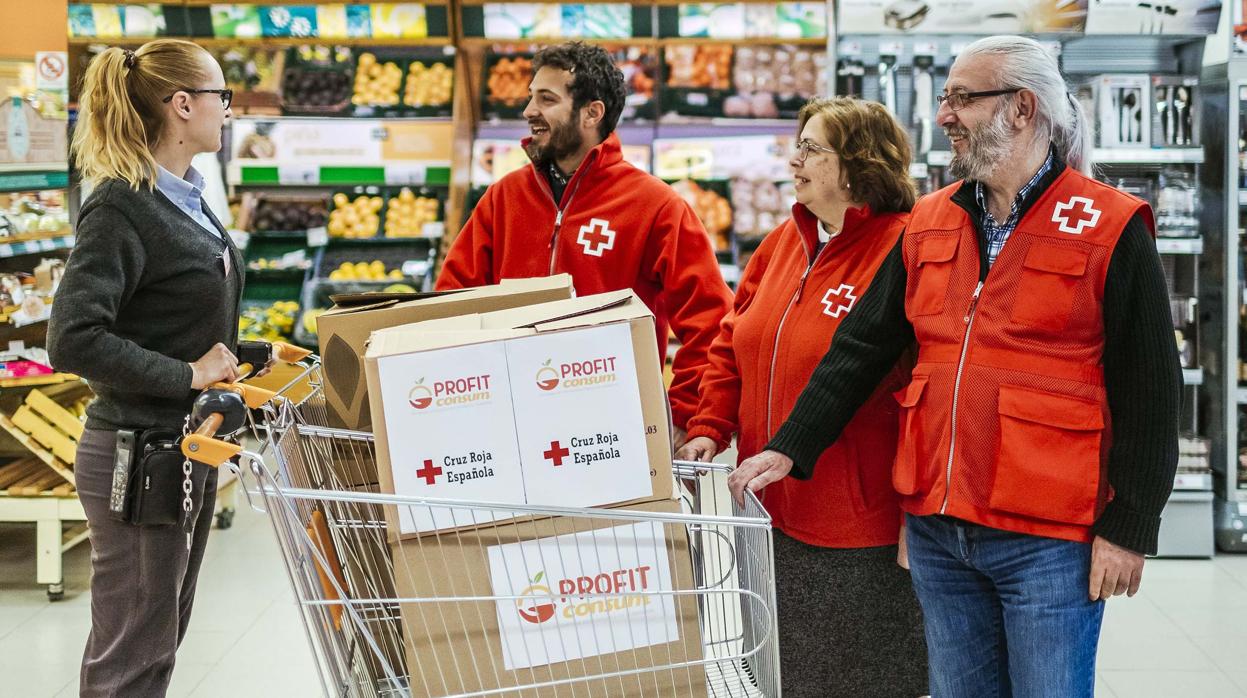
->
[181,412,244,467]
[208,381,278,409]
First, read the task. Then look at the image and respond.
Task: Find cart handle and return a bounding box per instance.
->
[271,341,314,364]
[208,381,278,409]
[180,412,243,467]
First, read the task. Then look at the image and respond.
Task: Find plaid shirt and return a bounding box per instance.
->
[974,151,1055,267]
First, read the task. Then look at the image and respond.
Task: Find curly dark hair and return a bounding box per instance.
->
[532,42,627,141]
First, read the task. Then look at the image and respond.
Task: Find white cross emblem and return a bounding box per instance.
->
[1051,196,1101,235]
[821,284,858,318]
[577,218,616,257]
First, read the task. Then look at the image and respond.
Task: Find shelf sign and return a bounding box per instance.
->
[482,4,631,39]
[277,164,319,185]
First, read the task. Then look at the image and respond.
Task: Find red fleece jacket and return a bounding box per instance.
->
[437,133,733,430]
[687,204,911,547]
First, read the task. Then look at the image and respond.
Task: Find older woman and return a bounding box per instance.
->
[677,96,927,696]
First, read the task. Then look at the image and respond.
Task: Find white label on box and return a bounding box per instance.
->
[506,324,653,509]
[375,342,527,534]
[488,521,679,670]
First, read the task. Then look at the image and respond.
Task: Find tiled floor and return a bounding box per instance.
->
[4,499,1247,697]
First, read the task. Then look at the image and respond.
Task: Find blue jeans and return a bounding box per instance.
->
[905,514,1105,698]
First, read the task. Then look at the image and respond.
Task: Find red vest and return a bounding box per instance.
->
[897,167,1153,542]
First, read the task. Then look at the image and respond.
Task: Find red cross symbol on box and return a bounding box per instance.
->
[577,218,616,257]
[415,459,443,485]
[1051,196,1101,235]
[543,440,570,466]
[820,284,858,318]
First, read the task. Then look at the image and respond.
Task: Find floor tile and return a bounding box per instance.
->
[1100,670,1246,698]
[1095,632,1216,671]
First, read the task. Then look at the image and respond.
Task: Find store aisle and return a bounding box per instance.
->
[3,502,1247,697]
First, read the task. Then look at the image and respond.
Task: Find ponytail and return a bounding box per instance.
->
[70,39,210,189]
[1058,91,1094,176]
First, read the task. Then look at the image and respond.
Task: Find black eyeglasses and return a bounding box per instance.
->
[936,88,1021,112]
[162,88,233,109]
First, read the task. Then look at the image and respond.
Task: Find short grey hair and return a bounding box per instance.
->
[959,35,1092,175]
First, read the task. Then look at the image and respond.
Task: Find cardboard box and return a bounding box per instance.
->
[364,291,676,539]
[317,275,575,432]
[390,498,706,697]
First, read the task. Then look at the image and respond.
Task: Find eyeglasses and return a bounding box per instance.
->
[936,88,1021,112]
[162,88,233,110]
[795,139,836,163]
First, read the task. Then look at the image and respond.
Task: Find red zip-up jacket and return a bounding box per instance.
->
[437,134,733,430]
[687,204,911,547]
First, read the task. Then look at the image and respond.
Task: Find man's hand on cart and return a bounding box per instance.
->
[728,449,793,507]
[676,436,718,463]
[190,343,241,389]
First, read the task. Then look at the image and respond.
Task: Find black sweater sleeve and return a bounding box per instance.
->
[47,205,195,399]
[1093,213,1181,555]
[765,235,914,478]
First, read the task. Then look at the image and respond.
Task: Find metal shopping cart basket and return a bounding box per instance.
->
[189,346,781,697]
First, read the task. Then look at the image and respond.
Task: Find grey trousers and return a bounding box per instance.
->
[75,428,219,698]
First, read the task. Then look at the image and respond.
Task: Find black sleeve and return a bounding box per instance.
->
[765,234,914,478]
[1092,213,1182,555]
[47,206,195,398]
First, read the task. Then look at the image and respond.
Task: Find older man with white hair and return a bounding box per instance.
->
[728,35,1180,696]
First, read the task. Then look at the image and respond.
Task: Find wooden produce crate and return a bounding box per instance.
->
[0,381,91,486]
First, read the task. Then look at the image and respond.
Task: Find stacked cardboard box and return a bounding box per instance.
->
[364,290,706,696]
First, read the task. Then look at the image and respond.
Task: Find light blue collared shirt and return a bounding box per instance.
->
[155,165,221,239]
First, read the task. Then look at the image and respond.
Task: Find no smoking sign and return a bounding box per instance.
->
[36,52,67,91]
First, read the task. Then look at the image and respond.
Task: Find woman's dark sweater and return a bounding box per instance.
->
[48,178,243,431]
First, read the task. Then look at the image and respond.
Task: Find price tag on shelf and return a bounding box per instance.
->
[909,163,929,179]
[385,165,426,186]
[0,244,13,258]
[38,238,56,251]
[928,151,953,167]
[422,222,446,238]
[278,164,319,185]
[880,41,904,57]
[686,93,710,107]
[307,226,329,248]
[914,41,939,58]
[838,40,863,57]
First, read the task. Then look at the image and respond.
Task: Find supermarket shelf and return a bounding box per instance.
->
[0,164,69,194]
[1156,237,1203,254]
[923,148,1207,166]
[228,161,452,187]
[232,114,454,124]
[1183,368,1203,386]
[69,36,454,48]
[1092,148,1205,165]
[1174,472,1214,491]
[0,234,74,259]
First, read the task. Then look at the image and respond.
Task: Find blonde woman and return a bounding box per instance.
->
[48,40,243,696]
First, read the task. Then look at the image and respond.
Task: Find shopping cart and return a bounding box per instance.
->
[186,347,781,698]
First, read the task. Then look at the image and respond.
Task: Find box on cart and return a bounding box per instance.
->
[389,497,707,697]
[316,275,575,435]
[364,290,676,540]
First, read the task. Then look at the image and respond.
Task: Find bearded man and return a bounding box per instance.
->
[437,42,731,446]
[728,35,1180,696]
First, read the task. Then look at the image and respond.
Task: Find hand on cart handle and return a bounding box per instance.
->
[676,436,718,463]
[234,340,313,381]
[728,449,793,507]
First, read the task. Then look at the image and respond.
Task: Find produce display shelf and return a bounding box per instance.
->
[228,163,453,187]
[69,36,454,48]
[1093,148,1205,165]
[0,166,70,194]
[0,234,74,259]
[0,414,75,488]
